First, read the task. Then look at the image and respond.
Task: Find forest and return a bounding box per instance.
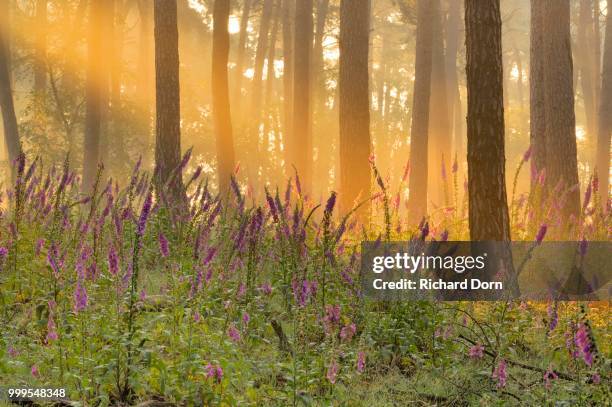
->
[0,0,610,405]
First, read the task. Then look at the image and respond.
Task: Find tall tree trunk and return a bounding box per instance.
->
[465,0,516,294]
[578,0,597,148]
[596,4,611,205]
[34,0,47,98]
[82,0,107,191]
[445,0,463,159]
[543,0,581,221]
[593,0,601,112]
[263,2,280,180]
[247,0,274,183]
[530,0,546,190]
[107,0,128,169]
[312,0,330,116]
[290,0,313,191]
[213,0,236,194]
[428,0,451,207]
[281,0,294,176]
[233,0,252,115]
[154,0,185,198]
[339,0,370,217]
[407,0,434,223]
[0,0,21,169]
[137,0,154,165]
[465,0,511,241]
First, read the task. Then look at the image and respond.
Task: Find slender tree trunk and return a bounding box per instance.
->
[543,0,581,221]
[154,0,185,198]
[445,0,463,159]
[312,0,329,116]
[290,0,313,191]
[247,0,274,183]
[213,0,236,194]
[428,0,451,207]
[339,0,370,217]
[262,0,280,181]
[137,0,154,165]
[108,0,128,168]
[578,0,597,147]
[593,0,601,112]
[233,0,252,114]
[465,0,511,241]
[34,0,47,98]
[82,0,107,191]
[407,0,434,223]
[0,0,21,169]
[530,0,546,189]
[281,0,294,176]
[596,5,611,205]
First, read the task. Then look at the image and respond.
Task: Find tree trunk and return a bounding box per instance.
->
[233,0,252,115]
[465,0,511,241]
[339,0,370,217]
[529,0,546,189]
[137,0,154,165]
[281,0,294,177]
[213,0,236,194]
[154,0,185,198]
[34,0,47,98]
[263,2,280,180]
[0,0,21,169]
[578,0,597,148]
[407,0,434,223]
[247,0,274,183]
[82,0,107,191]
[290,0,313,191]
[596,4,611,205]
[428,0,451,207]
[543,0,581,221]
[445,0,463,160]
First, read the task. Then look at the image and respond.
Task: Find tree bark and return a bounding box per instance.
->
[290,0,313,191]
[407,0,434,223]
[543,0,581,221]
[281,0,294,176]
[34,0,47,98]
[445,0,463,160]
[428,0,451,207]
[339,0,371,217]
[247,0,274,183]
[578,0,597,147]
[596,4,611,205]
[154,0,185,198]
[137,0,154,165]
[0,0,21,168]
[465,0,511,242]
[233,0,252,115]
[213,0,236,194]
[82,0,107,191]
[529,0,546,189]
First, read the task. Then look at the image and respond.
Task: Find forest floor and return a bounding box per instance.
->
[0,158,609,406]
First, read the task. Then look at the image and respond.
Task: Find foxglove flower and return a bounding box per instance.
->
[574,323,593,366]
[136,189,153,237]
[73,279,88,314]
[544,367,557,389]
[108,245,119,276]
[158,232,169,257]
[469,344,484,359]
[357,351,366,373]
[535,224,547,244]
[228,324,241,342]
[327,359,339,384]
[492,359,507,388]
[31,364,40,378]
[206,363,223,383]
